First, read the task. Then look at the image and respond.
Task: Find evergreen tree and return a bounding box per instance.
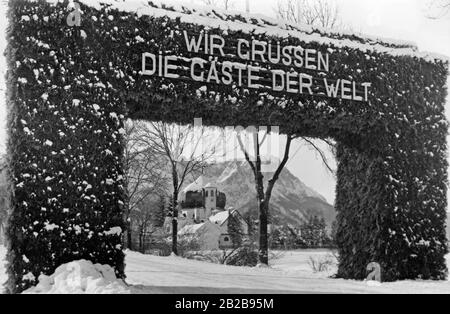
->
[228,211,243,248]
[300,216,328,248]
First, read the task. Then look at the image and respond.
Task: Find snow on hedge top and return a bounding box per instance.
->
[33,0,449,63]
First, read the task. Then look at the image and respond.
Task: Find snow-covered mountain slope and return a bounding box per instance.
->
[197,161,336,227]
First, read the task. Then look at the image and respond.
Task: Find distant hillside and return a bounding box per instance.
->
[195,161,336,228]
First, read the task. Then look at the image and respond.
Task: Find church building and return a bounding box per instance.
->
[163,176,248,250]
[179,176,227,224]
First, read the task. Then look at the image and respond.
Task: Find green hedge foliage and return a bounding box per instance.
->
[5,0,448,292]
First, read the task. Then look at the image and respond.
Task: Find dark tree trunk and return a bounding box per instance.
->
[171,188,179,255]
[123,198,133,251]
[123,182,133,250]
[127,220,133,251]
[254,133,269,265]
[123,189,133,251]
[239,132,292,266]
[138,229,143,253]
[258,200,269,265]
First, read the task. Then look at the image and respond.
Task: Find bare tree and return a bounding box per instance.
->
[138,122,216,255]
[223,0,234,10]
[123,120,168,250]
[131,195,166,253]
[276,0,341,28]
[298,137,336,174]
[237,129,335,265]
[236,129,293,265]
[426,0,450,18]
[201,0,235,10]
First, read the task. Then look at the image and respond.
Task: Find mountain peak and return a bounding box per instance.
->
[193,160,335,227]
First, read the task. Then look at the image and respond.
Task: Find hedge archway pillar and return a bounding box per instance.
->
[4,0,449,292]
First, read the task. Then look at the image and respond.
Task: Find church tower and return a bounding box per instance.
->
[204,183,217,218]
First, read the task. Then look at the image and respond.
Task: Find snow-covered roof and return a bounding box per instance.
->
[204,182,217,189]
[61,0,450,63]
[183,176,205,193]
[209,211,229,226]
[183,176,217,193]
[178,223,205,235]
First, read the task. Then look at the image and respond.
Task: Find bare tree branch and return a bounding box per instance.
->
[301,137,335,175]
[426,0,450,18]
[236,128,337,265]
[266,135,293,200]
[276,0,341,29]
[123,120,168,217]
[237,132,257,176]
[201,0,235,10]
[237,128,295,265]
[136,121,217,255]
[122,120,170,250]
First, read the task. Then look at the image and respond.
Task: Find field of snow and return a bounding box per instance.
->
[1,246,450,294]
[125,250,450,294]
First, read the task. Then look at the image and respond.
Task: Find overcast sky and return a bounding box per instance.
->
[0,0,449,205]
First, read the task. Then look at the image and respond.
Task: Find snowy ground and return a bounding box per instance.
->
[125,250,450,294]
[0,246,5,292]
[1,246,450,294]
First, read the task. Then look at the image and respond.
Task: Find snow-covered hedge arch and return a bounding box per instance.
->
[5,0,449,292]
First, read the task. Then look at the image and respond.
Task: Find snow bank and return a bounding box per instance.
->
[23,260,130,294]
